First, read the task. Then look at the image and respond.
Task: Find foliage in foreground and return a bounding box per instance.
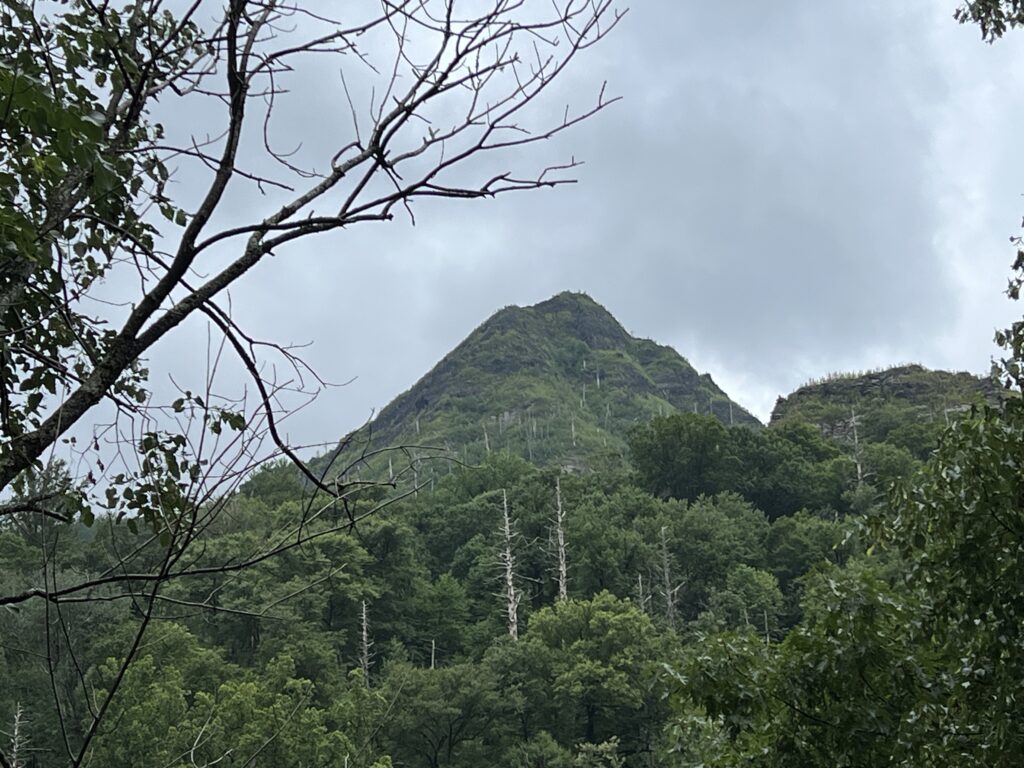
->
[669,345,1024,763]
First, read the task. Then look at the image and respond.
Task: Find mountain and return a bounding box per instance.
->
[769,364,999,460]
[327,292,759,478]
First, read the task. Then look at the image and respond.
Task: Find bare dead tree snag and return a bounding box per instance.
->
[658,526,681,628]
[360,599,373,687]
[635,573,651,615]
[850,407,865,487]
[554,477,568,601]
[499,489,520,640]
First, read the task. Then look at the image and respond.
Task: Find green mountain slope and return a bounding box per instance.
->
[328,292,759,478]
[769,364,999,460]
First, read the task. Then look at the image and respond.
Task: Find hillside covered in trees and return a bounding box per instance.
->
[2,289,1015,767]
[321,292,759,480]
[4,1,1024,766]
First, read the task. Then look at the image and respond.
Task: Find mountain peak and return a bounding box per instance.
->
[329,292,759,476]
[532,290,604,314]
[530,292,630,348]
[483,292,632,351]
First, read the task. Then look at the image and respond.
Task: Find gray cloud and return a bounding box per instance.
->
[140,0,1024,445]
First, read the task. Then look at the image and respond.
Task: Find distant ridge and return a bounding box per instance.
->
[769,363,999,458]
[327,291,759,477]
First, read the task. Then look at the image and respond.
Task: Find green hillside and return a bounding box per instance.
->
[770,364,999,460]
[325,292,759,480]
[6,290,1019,767]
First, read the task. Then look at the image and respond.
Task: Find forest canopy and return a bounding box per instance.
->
[2,1,1024,767]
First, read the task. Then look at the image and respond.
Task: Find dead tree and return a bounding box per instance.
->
[499,489,521,640]
[5,703,27,768]
[553,477,569,601]
[636,573,651,615]
[658,526,683,627]
[360,600,373,687]
[850,407,865,487]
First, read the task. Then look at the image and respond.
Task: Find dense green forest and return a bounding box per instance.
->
[4,0,1024,766]
[2,319,1013,766]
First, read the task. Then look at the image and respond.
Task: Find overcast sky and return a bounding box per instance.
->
[146,1,1024,452]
